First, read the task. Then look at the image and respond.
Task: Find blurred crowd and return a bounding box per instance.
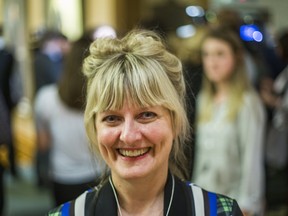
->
[0,5,288,216]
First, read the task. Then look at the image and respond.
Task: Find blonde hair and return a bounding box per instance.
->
[198,27,251,123]
[83,29,190,179]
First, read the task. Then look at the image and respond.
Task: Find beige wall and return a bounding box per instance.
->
[84,0,117,31]
[0,0,2,26]
[27,0,45,34]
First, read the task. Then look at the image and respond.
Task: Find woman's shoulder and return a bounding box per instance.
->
[182,180,243,215]
[48,179,243,216]
[36,84,58,99]
[242,89,265,107]
[34,84,58,108]
[47,187,99,216]
[240,90,265,119]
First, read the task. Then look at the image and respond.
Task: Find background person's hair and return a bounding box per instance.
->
[38,30,67,49]
[216,8,243,36]
[58,35,92,110]
[198,27,251,123]
[83,29,191,180]
[278,30,288,62]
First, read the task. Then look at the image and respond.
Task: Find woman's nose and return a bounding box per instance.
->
[119,119,141,145]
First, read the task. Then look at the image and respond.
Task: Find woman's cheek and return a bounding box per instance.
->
[98,127,119,147]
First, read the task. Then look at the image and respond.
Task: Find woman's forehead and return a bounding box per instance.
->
[102,97,156,111]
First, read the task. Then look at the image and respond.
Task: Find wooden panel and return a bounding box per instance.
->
[84,0,116,31]
[115,0,141,35]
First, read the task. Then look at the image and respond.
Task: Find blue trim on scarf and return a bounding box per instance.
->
[61,202,71,216]
[208,192,217,216]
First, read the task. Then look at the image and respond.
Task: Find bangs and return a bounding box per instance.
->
[92,54,173,113]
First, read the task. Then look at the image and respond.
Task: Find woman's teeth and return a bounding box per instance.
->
[119,147,150,157]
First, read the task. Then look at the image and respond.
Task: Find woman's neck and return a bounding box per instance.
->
[120,191,164,216]
[214,81,230,103]
[111,171,168,216]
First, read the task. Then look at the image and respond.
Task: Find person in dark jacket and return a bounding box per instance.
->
[0,90,12,216]
[0,27,17,180]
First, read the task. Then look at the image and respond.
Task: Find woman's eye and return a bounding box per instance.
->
[139,112,157,120]
[216,51,225,57]
[103,115,120,123]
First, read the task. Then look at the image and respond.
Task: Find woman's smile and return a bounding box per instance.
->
[118,147,151,158]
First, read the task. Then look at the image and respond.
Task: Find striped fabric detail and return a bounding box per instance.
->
[74,191,88,216]
[189,183,218,216]
[48,189,92,216]
[190,184,205,215]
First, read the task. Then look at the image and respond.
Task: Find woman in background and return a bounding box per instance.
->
[34,35,103,206]
[192,27,266,215]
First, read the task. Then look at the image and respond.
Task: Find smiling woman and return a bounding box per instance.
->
[48,29,243,216]
[96,103,174,181]
[84,30,189,181]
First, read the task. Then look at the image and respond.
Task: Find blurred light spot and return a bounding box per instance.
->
[253,31,263,42]
[240,24,262,42]
[93,25,117,39]
[186,6,205,17]
[243,15,253,24]
[205,11,217,24]
[176,24,196,38]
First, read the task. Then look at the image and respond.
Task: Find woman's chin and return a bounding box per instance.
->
[115,165,152,180]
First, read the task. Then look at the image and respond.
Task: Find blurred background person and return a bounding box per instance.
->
[192,27,266,215]
[0,26,17,180]
[260,29,288,216]
[32,30,70,188]
[34,35,103,206]
[0,90,12,216]
[33,30,70,93]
